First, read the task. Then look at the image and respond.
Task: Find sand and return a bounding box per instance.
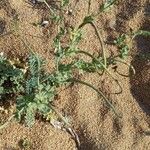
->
[0,0,150,150]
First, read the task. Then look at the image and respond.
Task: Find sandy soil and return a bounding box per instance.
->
[0,0,150,150]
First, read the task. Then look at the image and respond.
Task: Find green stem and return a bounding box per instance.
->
[50,105,80,148]
[114,59,136,75]
[88,0,91,14]
[50,105,70,127]
[20,37,41,88]
[90,22,106,67]
[44,0,55,15]
[78,22,107,68]
[77,50,94,58]
[35,54,41,88]
[0,114,15,130]
[98,62,123,94]
[94,0,117,17]
[68,78,121,117]
[77,50,122,94]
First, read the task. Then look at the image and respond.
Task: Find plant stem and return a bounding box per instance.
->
[97,61,123,94]
[88,0,91,14]
[77,50,122,94]
[114,59,136,75]
[35,54,41,88]
[50,105,80,148]
[44,0,55,15]
[94,0,117,17]
[0,114,15,130]
[78,21,107,68]
[77,50,94,58]
[68,78,121,117]
[51,105,71,127]
[90,22,106,67]
[20,37,41,87]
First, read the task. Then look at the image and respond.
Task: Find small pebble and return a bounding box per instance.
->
[0,52,4,56]
[41,20,49,27]
[67,9,73,16]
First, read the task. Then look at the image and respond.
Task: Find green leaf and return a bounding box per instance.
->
[51,14,63,23]
[25,103,37,127]
[83,15,94,24]
[37,103,50,114]
[0,87,4,95]
[114,34,129,59]
[78,15,94,28]
[99,0,116,12]
[61,0,69,7]
[28,53,44,76]
[70,28,82,46]
[133,30,150,38]
[54,27,65,57]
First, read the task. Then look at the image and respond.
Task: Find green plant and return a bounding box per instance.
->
[1,1,150,149]
[0,53,25,99]
[0,52,60,128]
[1,0,149,130]
[99,0,117,12]
[35,0,69,23]
[1,0,144,129]
[114,30,150,60]
[132,30,150,38]
[19,138,32,150]
[53,27,122,115]
[0,33,120,130]
[16,53,55,127]
[61,0,69,7]
[114,34,130,59]
[132,30,150,61]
